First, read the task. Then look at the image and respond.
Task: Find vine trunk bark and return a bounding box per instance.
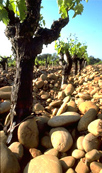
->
[61,51,72,85]
[15,58,34,123]
[4,0,69,135]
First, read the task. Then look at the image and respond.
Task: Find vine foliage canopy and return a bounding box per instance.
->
[0,0,88,26]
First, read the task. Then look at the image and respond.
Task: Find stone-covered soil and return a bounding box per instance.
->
[0,64,102,173]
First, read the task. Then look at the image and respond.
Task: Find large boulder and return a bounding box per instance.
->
[0,142,20,173]
[23,154,62,173]
[9,142,24,161]
[18,117,39,149]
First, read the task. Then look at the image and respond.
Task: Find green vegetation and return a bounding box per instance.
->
[55,34,88,62]
[0,0,88,25]
[0,0,45,26]
[57,0,88,18]
[0,55,16,67]
[88,56,102,65]
[35,53,59,67]
[55,34,88,84]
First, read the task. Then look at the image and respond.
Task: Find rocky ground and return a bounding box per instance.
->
[0,64,102,173]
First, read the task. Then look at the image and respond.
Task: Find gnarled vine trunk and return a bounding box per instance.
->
[61,50,72,85]
[79,58,84,74]
[73,54,78,75]
[4,0,69,133]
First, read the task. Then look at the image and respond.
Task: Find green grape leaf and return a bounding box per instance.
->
[0,7,9,25]
[43,19,45,26]
[8,0,19,15]
[16,0,27,21]
[59,5,68,18]
[57,0,88,19]
[73,3,84,18]
[57,0,63,7]
[39,14,45,26]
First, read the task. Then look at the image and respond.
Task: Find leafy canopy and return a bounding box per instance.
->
[0,0,45,25]
[55,34,88,60]
[0,0,88,25]
[57,0,88,18]
[0,0,27,25]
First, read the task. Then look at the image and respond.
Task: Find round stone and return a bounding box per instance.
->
[0,86,12,92]
[90,162,102,173]
[41,92,49,99]
[0,130,7,144]
[33,103,44,112]
[23,154,62,173]
[35,80,44,89]
[29,148,42,158]
[49,100,62,108]
[78,101,99,114]
[76,136,85,150]
[75,158,90,173]
[40,74,47,80]
[57,91,65,100]
[0,100,11,114]
[50,127,73,152]
[56,102,68,116]
[64,84,74,96]
[83,133,101,152]
[78,92,91,100]
[88,119,102,136]
[85,149,102,162]
[0,91,11,100]
[0,142,20,173]
[48,112,80,127]
[72,149,85,159]
[9,142,24,161]
[47,73,57,80]
[60,156,75,172]
[63,95,71,103]
[17,117,39,149]
[77,108,97,132]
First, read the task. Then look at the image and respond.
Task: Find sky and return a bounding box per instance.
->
[0,0,102,59]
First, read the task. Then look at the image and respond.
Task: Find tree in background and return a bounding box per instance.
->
[0,0,88,137]
[88,56,102,65]
[51,53,60,67]
[36,53,52,68]
[35,53,59,68]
